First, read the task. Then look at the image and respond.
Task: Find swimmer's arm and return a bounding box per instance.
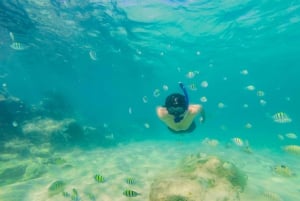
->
[156,106,168,119]
[186,104,205,123]
[156,107,174,126]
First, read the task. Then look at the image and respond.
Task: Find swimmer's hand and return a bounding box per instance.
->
[199,116,205,123]
[199,109,206,123]
[156,107,168,118]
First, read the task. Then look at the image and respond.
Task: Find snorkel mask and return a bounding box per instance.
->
[165,82,189,123]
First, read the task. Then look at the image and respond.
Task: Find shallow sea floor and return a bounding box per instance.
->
[1,139,299,201]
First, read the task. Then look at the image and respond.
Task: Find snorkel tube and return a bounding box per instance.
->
[173,82,189,123]
[179,82,189,109]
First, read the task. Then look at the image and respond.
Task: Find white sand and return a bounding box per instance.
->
[1,139,299,201]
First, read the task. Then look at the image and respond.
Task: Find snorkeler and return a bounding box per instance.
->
[156,82,205,133]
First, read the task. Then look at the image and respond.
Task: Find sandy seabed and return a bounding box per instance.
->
[0,139,299,201]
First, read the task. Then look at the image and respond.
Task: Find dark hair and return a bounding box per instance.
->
[165,93,187,109]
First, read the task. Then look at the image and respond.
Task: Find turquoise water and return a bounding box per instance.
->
[0,0,300,200]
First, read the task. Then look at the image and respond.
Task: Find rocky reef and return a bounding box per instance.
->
[149,153,247,201]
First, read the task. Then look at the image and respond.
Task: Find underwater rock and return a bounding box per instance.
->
[0,153,19,161]
[23,162,46,180]
[43,156,67,165]
[0,164,27,186]
[149,154,247,201]
[22,117,75,143]
[3,138,32,155]
[29,143,52,157]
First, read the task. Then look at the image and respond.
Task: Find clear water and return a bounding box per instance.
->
[0,0,299,200]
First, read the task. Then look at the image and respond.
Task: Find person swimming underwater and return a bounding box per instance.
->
[156,82,205,133]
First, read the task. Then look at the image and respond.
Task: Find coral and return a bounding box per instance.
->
[21,117,75,143]
[150,154,247,201]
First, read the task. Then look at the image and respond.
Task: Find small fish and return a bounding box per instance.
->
[126,177,135,185]
[273,165,293,177]
[123,189,140,197]
[217,102,225,108]
[263,191,283,201]
[71,194,81,201]
[104,133,114,140]
[186,71,195,79]
[202,138,219,147]
[232,137,243,146]
[144,123,150,128]
[245,85,255,91]
[201,80,208,88]
[71,188,80,201]
[89,50,97,60]
[285,133,297,139]
[48,180,65,196]
[240,69,248,75]
[9,32,15,41]
[272,112,292,123]
[62,191,71,197]
[277,134,284,140]
[256,90,265,97]
[242,140,253,154]
[94,174,105,183]
[142,96,148,103]
[85,192,96,201]
[283,145,300,155]
[189,83,197,91]
[10,42,29,50]
[245,123,252,129]
[72,188,78,195]
[49,157,67,165]
[200,96,207,103]
[162,84,168,91]
[153,89,160,97]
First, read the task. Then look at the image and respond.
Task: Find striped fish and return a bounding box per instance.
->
[273,165,293,177]
[10,42,29,50]
[272,112,292,123]
[71,188,80,201]
[48,180,65,196]
[263,191,283,201]
[62,191,71,197]
[232,137,243,146]
[94,174,105,183]
[283,145,300,155]
[123,189,140,197]
[85,192,96,201]
[126,177,135,185]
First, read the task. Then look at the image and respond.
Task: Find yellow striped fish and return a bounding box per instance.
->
[126,177,135,185]
[123,189,140,197]
[283,145,300,155]
[273,165,293,177]
[232,137,243,146]
[94,174,105,183]
[71,188,80,201]
[272,112,292,123]
[48,180,65,196]
[263,191,283,201]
